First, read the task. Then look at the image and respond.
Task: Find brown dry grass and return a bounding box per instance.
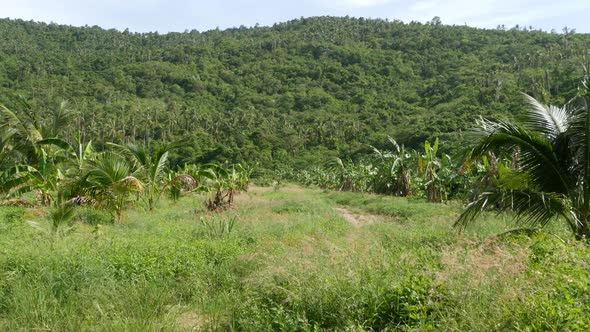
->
[438,243,528,282]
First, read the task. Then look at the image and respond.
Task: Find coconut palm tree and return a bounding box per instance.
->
[75,152,143,223]
[0,102,73,205]
[107,143,170,211]
[28,204,77,239]
[456,89,590,240]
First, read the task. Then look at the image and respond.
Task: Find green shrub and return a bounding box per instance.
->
[0,207,25,230]
[230,274,448,331]
[195,215,238,238]
[76,207,113,226]
[369,276,446,330]
[272,201,309,214]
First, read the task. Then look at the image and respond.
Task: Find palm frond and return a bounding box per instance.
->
[387,136,401,153]
[151,151,169,182]
[522,93,569,139]
[37,138,73,151]
[326,157,345,172]
[469,120,571,195]
[456,189,575,231]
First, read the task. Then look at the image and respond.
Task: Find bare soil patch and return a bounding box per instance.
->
[333,207,377,227]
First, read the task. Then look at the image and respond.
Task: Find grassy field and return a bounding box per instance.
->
[1,185,590,331]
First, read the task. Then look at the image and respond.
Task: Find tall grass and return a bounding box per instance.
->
[0,186,588,330]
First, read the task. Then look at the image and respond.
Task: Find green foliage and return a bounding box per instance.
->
[326,190,459,222]
[293,136,478,203]
[232,274,447,331]
[27,204,77,238]
[196,163,253,211]
[500,233,590,331]
[195,215,238,238]
[75,151,144,222]
[272,201,310,214]
[107,143,170,211]
[75,206,113,226]
[1,15,590,331]
[457,90,590,240]
[0,206,25,231]
[0,17,587,168]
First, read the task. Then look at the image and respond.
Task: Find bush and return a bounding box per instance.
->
[194,215,238,238]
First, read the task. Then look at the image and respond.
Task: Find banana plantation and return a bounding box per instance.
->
[293,86,590,241]
[294,136,503,203]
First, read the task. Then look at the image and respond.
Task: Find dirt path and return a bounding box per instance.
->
[333,207,377,227]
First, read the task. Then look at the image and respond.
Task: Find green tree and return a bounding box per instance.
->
[456,89,590,240]
[371,137,412,196]
[76,152,143,222]
[107,143,169,211]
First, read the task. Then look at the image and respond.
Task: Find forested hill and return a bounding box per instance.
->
[0,16,588,168]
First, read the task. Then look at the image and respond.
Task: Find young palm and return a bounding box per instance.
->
[76,152,143,223]
[0,103,72,205]
[107,143,169,211]
[456,90,590,240]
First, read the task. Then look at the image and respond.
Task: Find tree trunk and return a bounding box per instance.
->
[575,220,590,241]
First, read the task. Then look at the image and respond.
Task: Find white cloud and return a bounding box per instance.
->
[343,0,393,6]
[401,0,588,29]
[0,0,589,32]
[318,0,395,8]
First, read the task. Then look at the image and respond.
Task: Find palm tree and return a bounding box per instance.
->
[0,102,73,205]
[456,89,590,240]
[107,143,169,211]
[28,204,77,239]
[75,152,143,223]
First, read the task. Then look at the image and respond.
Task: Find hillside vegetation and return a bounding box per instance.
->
[1,17,589,167]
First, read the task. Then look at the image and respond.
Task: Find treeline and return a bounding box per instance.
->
[0,104,253,225]
[290,136,494,203]
[0,16,589,168]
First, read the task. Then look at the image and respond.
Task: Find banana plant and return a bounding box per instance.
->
[326,157,372,192]
[418,138,446,203]
[38,132,94,172]
[198,163,231,210]
[194,163,252,211]
[371,137,412,196]
[233,163,254,191]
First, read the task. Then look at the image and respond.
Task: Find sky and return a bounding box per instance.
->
[1,0,588,33]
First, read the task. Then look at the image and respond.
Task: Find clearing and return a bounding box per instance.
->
[0,185,588,331]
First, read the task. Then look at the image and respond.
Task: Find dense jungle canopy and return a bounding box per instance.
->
[0,16,588,169]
